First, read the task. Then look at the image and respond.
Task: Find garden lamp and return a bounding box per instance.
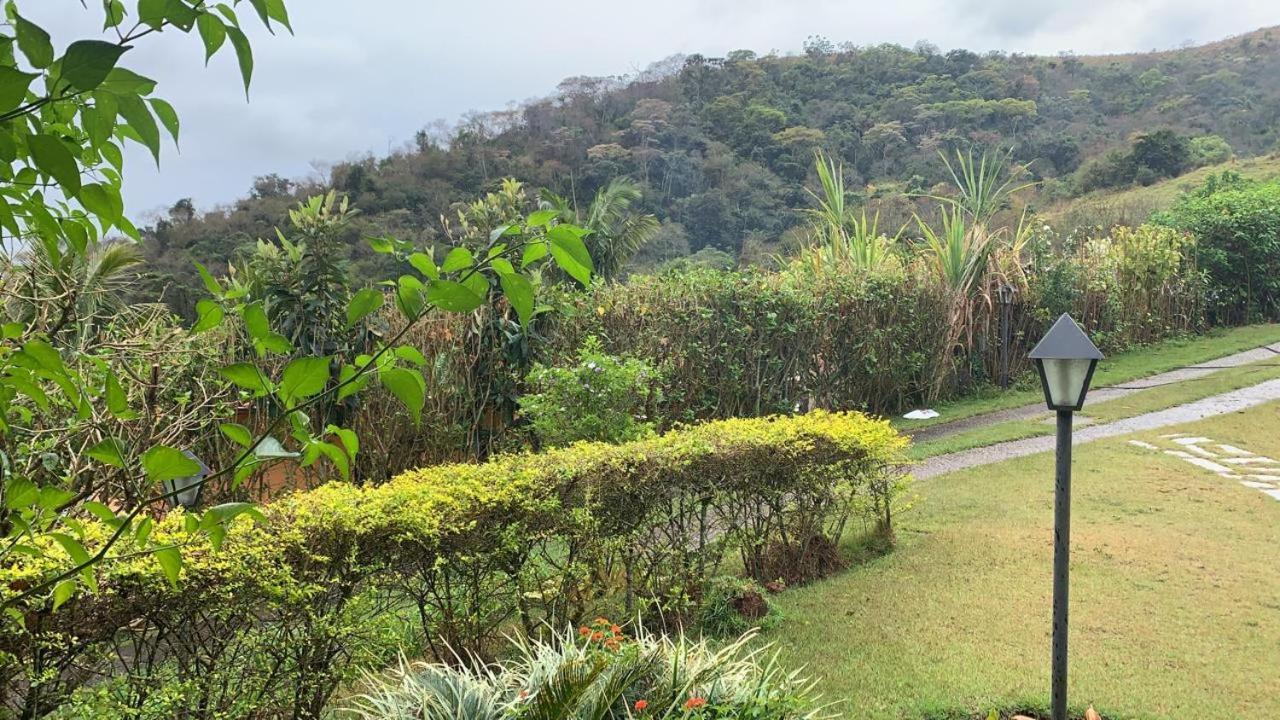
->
[1029,313,1102,411]
[164,450,211,510]
[1027,313,1102,720]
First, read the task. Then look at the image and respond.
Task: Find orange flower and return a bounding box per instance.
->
[591,630,604,641]
[611,624,622,634]
[634,699,649,711]
[578,626,590,636]
[683,697,707,710]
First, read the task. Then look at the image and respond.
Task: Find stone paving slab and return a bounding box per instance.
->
[906,341,1280,444]
[913,378,1280,479]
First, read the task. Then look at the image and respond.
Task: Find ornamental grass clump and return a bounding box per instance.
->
[342,622,831,720]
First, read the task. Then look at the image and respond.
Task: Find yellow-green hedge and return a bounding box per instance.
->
[1,410,908,718]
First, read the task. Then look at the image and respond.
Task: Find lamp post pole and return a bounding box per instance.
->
[1028,313,1103,720]
[1051,409,1072,720]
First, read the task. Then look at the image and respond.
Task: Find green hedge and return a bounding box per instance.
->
[2,410,907,719]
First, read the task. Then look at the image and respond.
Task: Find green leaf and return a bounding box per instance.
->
[427,280,484,313]
[195,261,223,296]
[220,362,271,394]
[50,533,91,566]
[52,580,75,610]
[526,208,557,227]
[316,441,349,479]
[521,240,549,268]
[395,275,426,318]
[99,68,156,95]
[105,371,134,418]
[224,24,254,98]
[367,236,395,254]
[548,225,593,285]
[154,546,182,588]
[345,288,383,329]
[78,183,123,225]
[137,0,167,28]
[13,13,54,69]
[394,345,427,366]
[441,247,474,273]
[0,67,38,114]
[256,332,292,355]
[149,98,179,147]
[117,93,161,165]
[500,273,535,328]
[103,0,126,29]
[61,40,130,91]
[28,135,82,197]
[141,445,201,483]
[264,0,292,31]
[242,302,270,339]
[278,356,330,406]
[86,437,127,468]
[192,299,224,333]
[380,367,425,422]
[409,252,438,279]
[195,13,227,64]
[219,422,253,447]
[335,365,369,401]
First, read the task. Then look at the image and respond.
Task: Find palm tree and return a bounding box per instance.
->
[542,179,659,280]
[4,239,145,346]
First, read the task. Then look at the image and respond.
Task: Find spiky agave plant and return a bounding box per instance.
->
[931,147,1037,223]
[341,625,830,720]
[797,150,898,274]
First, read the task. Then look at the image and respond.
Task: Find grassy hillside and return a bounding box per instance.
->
[1045,152,1280,229]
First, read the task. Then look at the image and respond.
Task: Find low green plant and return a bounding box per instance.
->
[341,623,830,720]
[698,577,780,638]
[520,336,663,447]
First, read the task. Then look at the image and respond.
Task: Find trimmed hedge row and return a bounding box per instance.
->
[2,410,907,719]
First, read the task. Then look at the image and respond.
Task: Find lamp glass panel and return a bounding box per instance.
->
[165,474,202,507]
[1042,357,1092,408]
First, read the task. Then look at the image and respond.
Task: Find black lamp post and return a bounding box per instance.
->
[996,283,1017,390]
[1028,313,1103,720]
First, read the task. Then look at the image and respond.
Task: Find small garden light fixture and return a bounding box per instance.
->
[1028,313,1103,720]
[164,450,211,510]
[1030,313,1102,411]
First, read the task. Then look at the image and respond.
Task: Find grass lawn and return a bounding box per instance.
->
[892,324,1280,433]
[902,323,1280,429]
[909,356,1280,460]
[769,401,1280,719]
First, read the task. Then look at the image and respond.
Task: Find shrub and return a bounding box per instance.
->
[341,625,830,720]
[1154,180,1280,323]
[698,577,779,638]
[519,336,664,447]
[0,410,905,718]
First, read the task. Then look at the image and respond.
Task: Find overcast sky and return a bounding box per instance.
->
[31,0,1280,222]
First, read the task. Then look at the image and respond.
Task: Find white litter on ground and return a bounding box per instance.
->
[903,409,940,420]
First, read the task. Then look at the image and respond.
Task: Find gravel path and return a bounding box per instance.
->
[914,377,1280,479]
[907,341,1280,444]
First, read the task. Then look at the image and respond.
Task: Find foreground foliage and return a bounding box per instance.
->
[342,624,829,720]
[2,410,904,717]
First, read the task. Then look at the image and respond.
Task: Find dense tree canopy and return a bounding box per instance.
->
[137,27,1280,317]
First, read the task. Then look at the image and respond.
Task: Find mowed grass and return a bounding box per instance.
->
[769,402,1280,719]
[892,323,1280,432]
[910,355,1280,459]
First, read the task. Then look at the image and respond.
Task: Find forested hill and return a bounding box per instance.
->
[139,26,1280,315]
